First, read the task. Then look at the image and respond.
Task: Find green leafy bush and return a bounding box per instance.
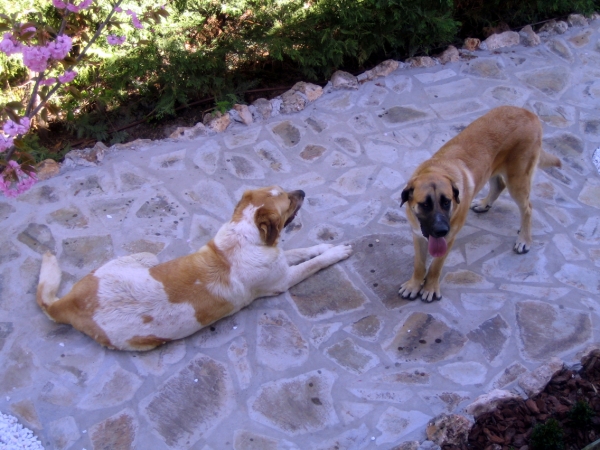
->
[569,400,595,429]
[530,418,565,450]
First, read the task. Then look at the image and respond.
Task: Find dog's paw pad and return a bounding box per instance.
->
[470,202,491,214]
[513,242,530,254]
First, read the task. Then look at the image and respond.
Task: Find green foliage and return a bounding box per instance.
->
[530,418,565,450]
[569,400,595,429]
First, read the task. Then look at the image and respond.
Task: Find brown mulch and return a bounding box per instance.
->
[444,350,600,450]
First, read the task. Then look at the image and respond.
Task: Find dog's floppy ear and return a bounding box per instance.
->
[451,181,460,204]
[400,184,414,207]
[255,207,283,246]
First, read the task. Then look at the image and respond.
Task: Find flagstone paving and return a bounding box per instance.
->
[1,17,600,450]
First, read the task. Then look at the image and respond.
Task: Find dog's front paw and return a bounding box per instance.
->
[314,243,335,254]
[399,279,422,300]
[326,244,353,261]
[513,239,530,254]
[419,283,442,302]
[470,200,491,213]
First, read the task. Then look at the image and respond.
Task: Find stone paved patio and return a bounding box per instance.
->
[1,17,600,450]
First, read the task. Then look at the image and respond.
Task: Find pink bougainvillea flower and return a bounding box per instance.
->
[0,134,14,152]
[106,34,126,45]
[66,3,79,12]
[52,0,67,9]
[47,34,72,59]
[77,0,93,10]
[0,33,22,56]
[58,70,77,83]
[22,45,51,72]
[126,9,144,29]
[114,6,123,12]
[0,161,37,197]
[3,117,31,137]
[40,77,58,86]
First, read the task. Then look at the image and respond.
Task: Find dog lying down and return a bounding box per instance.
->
[399,106,561,302]
[37,186,353,351]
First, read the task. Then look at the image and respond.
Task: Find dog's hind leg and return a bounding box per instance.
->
[37,252,63,320]
[284,244,334,265]
[471,175,506,213]
[505,173,534,254]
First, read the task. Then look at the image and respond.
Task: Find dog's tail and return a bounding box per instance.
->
[36,252,63,321]
[538,150,562,169]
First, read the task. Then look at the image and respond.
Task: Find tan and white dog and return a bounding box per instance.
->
[37,186,352,351]
[398,106,561,302]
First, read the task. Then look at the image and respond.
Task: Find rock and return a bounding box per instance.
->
[331,70,359,90]
[36,159,60,181]
[291,81,323,101]
[426,414,472,446]
[232,104,253,125]
[520,25,541,46]
[568,13,588,27]
[438,46,460,64]
[539,20,568,35]
[463,38,481,51]
[406,56,436,68]
[251,98,272,121]
[280,90,307,114]
[64,141,106,167]
[483,31,520,50]
[518,357,564,397]
[465,389,521,418]
[362,59,400,81]
[89,409,137,450]
[169,122,207,139]
[203,111,230,133]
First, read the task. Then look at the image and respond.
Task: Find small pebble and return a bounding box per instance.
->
[106,215,112,218]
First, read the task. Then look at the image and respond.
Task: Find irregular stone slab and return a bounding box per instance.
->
[193,315,244,349]
[443,270,494,289]
[544,205,575,227]
[114,164,158,192]
[188,214,222,249]
[62,235,113,269]
[315,423,370,450]
[331,70,358,89]
[305,115,328,133]
[438,45,460,64]
[281,90,308,114]
[308,223,344,243]
[248,369,337,436]
[407,56,436,68]
[281,172,325,190]
[383,312,467,363]
[554,263,600,295]
[150,149,186,170]
[590,248,600,267]
[362,59,400,80]
[467,314,510,362]
[330,166,376,196]
[203,111,230,132]
[223,127,261,149]
[579,179,600,208]
[376,407,432,445]
[289,265,366,319]
[483,85,529,107]
[427,413,472,447]
[531,101,575,128]
[547,38,574,61]
[122,239,165,255]
[270,121,302,147]
[304,194,347,212]
[0,202,16,221]
[418,391,470,415]
[483,31,519,50]
[465,234,502,265]
[414,69,456,84]
[358,85,389,107]
[323,150,356,168]
[48,416,80,450]
[251,98,272,121]
[333,200,381,227]
[552,233,586,260]
[47,205,89,229]
[193,141,221,175]
[349,233,413,309]
[186,179,234,220]
[299,144,327,162]
[91,198,135,229]
[141,354,234,448]
[516,300,592,360]
[20,185,60,204]
[233,430,281,450]
[492,362,528,389]
[462,58,507,80]
[424,78,474,99]
[253,140,291,173]
[339,402,374,425]
[518,356,563,397]
[575,216,600,244]
[257,310,309,371]
[45,346,105,386]
[349,387,413,404]
[372,369,431,385]
[498,284,570,300]
[310,322,342,349]
[470,198,552,237]
[90,409,137,450]
[539,19,568,35]
[40,381,76,406]
[347,112,378,134]
[324,338,379,374]
[345,315,382,341]
[17,223,55,255]
[581,115,600,142]
[460,292,507,311]
[378,208,408,228]
[516,66,570,98]
[318,91,354,112]
[465,389,520,418]
[169,122,207,139]
[79,365,142,410]
[331,132,362,157]
[385,75,412,94]
[568,29,593,48]
[481,249,551,283]
[439,362,487,385]
[373,167,404,190]
[10,399,42,430]
[71,174,108,197]
[228,338,252,390]
[520,25,541,47]
[364,140,399,163]
[131,340,186,376]
[224,152,265,180]
[379,105,433,126]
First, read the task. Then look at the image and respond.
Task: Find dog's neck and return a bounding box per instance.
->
[214,204,263,251]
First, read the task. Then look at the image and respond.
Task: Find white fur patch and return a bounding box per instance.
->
[270,188,281,196]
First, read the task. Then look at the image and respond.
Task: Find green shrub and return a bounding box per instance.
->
[530,418,565,450]
[569,400,595,429]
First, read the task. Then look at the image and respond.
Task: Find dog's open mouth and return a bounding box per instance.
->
[428,236,447,258]
[284,209,299,228]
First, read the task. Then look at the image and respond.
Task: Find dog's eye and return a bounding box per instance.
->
[441,197,451,209]
[418,201,432,211]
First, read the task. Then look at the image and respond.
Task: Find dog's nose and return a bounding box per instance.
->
[431,216,449,238]
[291,190,305,199]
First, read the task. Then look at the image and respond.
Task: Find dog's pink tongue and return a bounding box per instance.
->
[428,236,447,257]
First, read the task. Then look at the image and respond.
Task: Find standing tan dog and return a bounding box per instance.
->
[398,106,561,302]
[37,186,353,350]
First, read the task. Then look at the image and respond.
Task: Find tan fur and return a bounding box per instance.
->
[399,106,561,302]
